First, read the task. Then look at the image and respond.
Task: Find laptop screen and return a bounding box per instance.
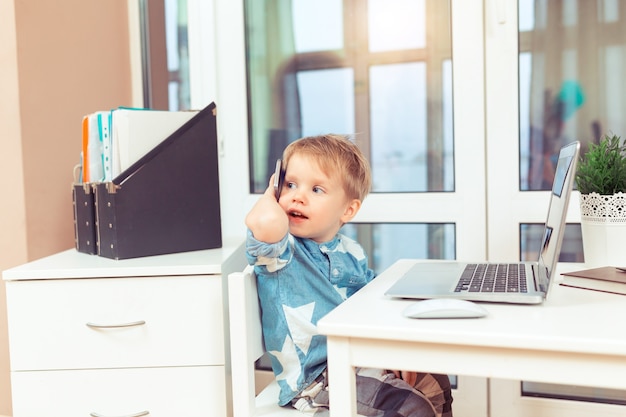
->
[537,141,580,293]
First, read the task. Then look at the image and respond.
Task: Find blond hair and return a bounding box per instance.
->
[282,134,372,201]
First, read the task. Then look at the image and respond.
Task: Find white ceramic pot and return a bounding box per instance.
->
[579,192,626,267]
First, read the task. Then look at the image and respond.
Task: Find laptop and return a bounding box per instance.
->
[385,141,580,304]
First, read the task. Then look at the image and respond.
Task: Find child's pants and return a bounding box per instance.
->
[291,368,453,417]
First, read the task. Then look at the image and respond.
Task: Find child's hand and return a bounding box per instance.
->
[245,174,290,243]
[266,173,278,199]
[391,370,418,386]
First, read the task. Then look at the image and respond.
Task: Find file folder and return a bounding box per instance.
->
[89,102,221,260]
[72,183,98,255]
[111,107,198,179]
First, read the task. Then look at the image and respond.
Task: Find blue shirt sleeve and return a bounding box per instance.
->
[246,229,293,273]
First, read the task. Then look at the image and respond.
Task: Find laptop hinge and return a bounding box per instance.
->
[531,264,539,291]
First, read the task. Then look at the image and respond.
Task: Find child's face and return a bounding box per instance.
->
[279,153,360,243]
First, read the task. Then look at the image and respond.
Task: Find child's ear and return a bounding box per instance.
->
[341,199,362,223]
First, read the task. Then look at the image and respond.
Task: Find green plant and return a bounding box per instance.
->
[575,134,626,195]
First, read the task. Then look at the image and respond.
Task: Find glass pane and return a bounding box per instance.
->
[341,223,455,273]
[520,223,584,263]
[562,1,578,27]
[245,0,453,193]
[519,0,626,191]
[600,0,619,22]
[165,0,190,110]
[297,69,355,136]
[370,63,427,192]
[292,0,343,52]
[370,61,453,192]
[518,0,535,31]
[368,0,426,52]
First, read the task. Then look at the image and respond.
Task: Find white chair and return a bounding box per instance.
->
[228,266,302,417]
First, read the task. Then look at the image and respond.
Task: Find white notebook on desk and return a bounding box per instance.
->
[385,141,580,305]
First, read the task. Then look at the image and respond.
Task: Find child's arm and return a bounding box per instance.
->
[245,175,289,244]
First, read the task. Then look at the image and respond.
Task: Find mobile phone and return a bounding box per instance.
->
[273,159,285,201]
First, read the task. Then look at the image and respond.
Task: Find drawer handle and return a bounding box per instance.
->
[90,411,149,417]
[86,320,146,329]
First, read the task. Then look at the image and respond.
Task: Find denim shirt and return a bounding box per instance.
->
[246,229,376,406]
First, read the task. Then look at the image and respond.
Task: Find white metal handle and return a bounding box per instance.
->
[90,411,149,417]
[86,320,146,329]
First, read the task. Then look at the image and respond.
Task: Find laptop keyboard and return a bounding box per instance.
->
[455,263,528,293]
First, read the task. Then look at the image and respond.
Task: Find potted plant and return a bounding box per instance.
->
[575,134,626,267]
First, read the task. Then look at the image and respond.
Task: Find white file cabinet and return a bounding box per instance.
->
[2,239,245,417]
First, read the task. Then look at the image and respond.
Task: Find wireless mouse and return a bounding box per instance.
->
[403,298,488,319]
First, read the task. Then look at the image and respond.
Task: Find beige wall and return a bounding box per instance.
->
[0,1,134,414]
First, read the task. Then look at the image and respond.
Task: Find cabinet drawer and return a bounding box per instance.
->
[11,366,226,417]
[6,275,224,371]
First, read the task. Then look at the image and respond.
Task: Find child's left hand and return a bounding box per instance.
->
[391,370,418,386]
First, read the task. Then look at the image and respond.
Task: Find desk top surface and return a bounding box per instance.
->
[318,259,626,357]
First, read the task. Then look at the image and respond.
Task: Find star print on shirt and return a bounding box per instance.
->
[256,255,288,273]
[267,302,318,392]
[283,302,317,355]
[336,237,367,261]
[333,285,348,300]
[268,336,301,391]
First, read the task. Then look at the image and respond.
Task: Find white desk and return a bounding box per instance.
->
[317,260,626,417]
